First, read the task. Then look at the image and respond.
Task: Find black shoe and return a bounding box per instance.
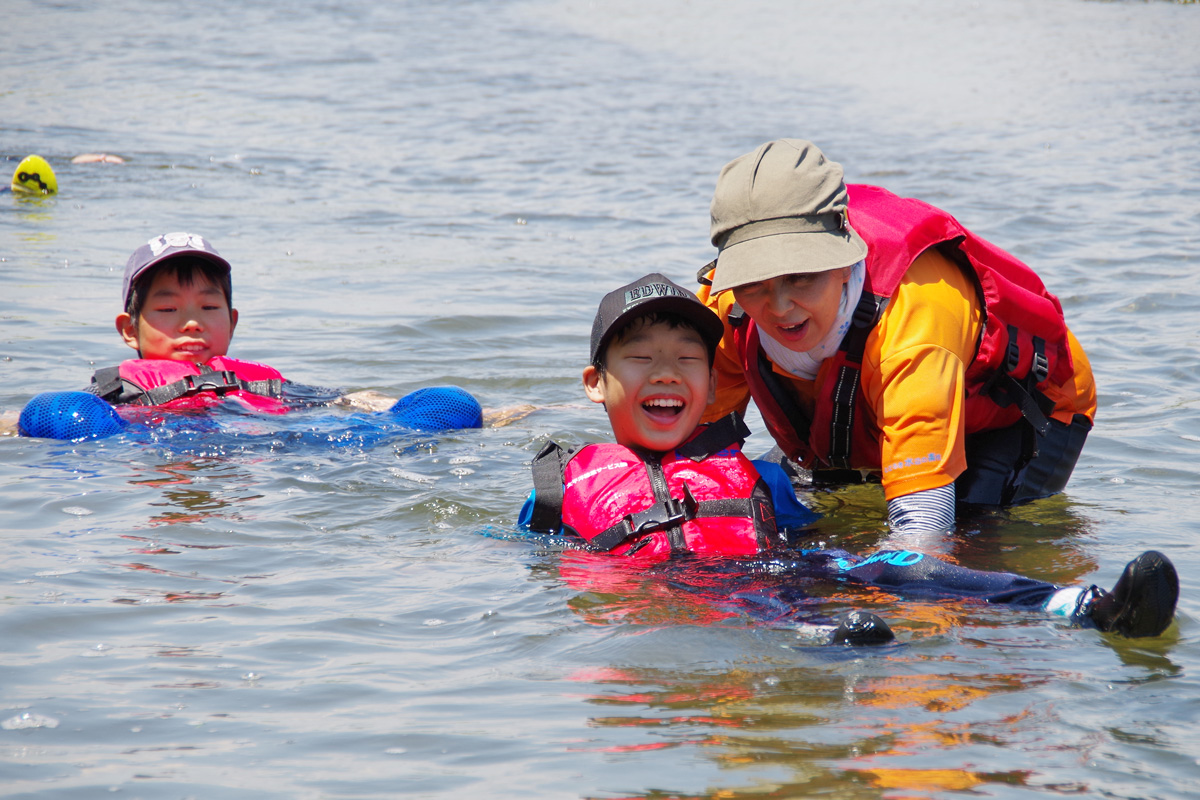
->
[828,610,895,645]
[1087,550,1179,638]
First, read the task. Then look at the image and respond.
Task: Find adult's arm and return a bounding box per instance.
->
[696,281,753,423]
[861,249,982,501]
[886,483,957,533]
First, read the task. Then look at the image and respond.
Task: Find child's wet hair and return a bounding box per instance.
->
[125,257,233,321]
[591,310,717,374]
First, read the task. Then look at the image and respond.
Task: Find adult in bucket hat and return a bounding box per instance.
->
[696,139,1098,539]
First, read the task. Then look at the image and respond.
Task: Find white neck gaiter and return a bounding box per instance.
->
[757,260,866,380]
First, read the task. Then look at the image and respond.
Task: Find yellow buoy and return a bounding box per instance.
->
[11,155,57,195]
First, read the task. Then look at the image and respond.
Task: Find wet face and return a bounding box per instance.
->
[582,318,716,453]
[731,267,851,353]
[116,270,237,362]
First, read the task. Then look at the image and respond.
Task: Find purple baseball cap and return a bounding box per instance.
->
[122,232,231,310]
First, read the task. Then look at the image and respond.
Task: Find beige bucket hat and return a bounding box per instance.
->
[709,139,867,294]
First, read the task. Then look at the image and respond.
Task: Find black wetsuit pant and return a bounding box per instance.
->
[958,413,1093,506]
[664,548,1068,626]
[807,413,1093,507]
[814,548,1060,605]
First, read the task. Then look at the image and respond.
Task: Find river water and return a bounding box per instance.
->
[2,0,1199,797]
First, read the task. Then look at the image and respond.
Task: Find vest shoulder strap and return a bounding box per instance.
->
[755,343,812,444]
[979,325,1054,435]
[675,412,750,462]
[90,366,125,403]
[825,291,890,468]
[528,440,574,533]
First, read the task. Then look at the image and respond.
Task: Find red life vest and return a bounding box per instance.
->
[528,414,782,559]
[728,183,1075,471]
[90,356,287,414]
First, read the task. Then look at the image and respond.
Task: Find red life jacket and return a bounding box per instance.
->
[528,414,782,559]
[90,356,287,414]
[726,183,1075,471]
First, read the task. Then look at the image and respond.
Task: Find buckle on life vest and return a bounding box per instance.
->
[1030,336,1049,384]
[184,370,241,395]
[983,326,1053,437]
[728,303,747,329]
[627,496,688,535]
[610,484,700,548]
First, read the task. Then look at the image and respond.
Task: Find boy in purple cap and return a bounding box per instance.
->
[90,232,294,412]
[9,232,485,439]
[519,273,1178,642]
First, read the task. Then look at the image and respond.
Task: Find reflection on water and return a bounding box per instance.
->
[562,629,1188,799]
[129,459,246,525]
[566,659,1052,798]
[537,540,1179,798]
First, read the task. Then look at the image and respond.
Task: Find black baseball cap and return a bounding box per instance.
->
[589,273,725,365]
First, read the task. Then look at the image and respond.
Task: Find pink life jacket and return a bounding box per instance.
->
[724,183,1076,471]
[90,356,287,414]
[528,414,782,559]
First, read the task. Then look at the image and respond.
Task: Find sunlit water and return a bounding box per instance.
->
[3,0,1199,797]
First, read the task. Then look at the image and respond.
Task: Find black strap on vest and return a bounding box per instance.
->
[674,412,750,462]
[821,291,1057,465]
[528,441,574,534]
[90,366,125,402]
[826,291,889,469]
[588,485,767,553]
[979,324,1054,437]
[591,480,697,552]
[91,363,284,407]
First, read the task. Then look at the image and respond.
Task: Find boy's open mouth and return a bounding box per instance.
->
[642,397,684,419]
